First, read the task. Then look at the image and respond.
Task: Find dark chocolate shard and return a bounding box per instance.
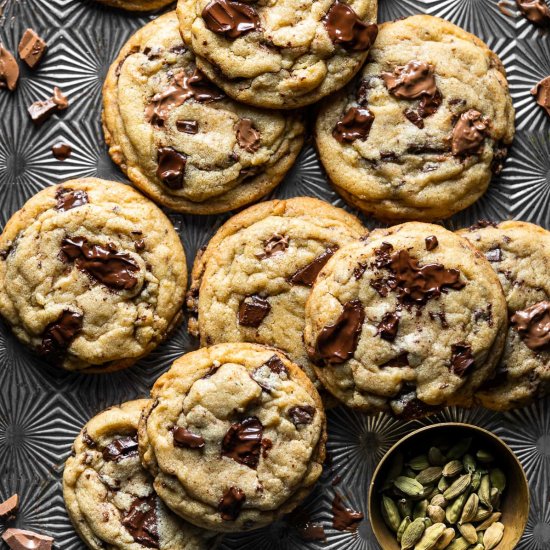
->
[256,234,289,259]
[324,3,378,51]
[380,352,409,369]
[222,416,263,469]
[289,247,337,287]
[1,529,53,550]
[331,493,364,532]
[450,342,475,377]
[172,426,205,449]
[510,301,550,351]
[238,295,271,327]
[122,495,159,549]
[218,486,246,521]
[425,235,438,251]
[236,118,261,153]
[37,310,83,364]
[333,106,374,144]
[516,0,550,26]
[485,247,502,262]
[102,435,139,462]
[451,110,490,157]
[288,405,316,427]
[0,44,19,91]
[376,311,400,342]
[0,494,19,520]
[55,187,88,211]
[288,507,326,542]
[52,142,72,161]
[176,120,199,134]
[156,147,187,190]
[202,0,261,38]
[18,28,47,69]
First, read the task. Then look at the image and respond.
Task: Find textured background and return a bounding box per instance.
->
[1,0,549,548]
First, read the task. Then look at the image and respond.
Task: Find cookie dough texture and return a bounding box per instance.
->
[315,15,515,222]
[103,13,305,214]
[0,179,186,373]
[187,197,366,389]
[304,222,508,414]
[139,343,326,532]
[177,0,378,108]
[63,400,218,550]
[458,221,550,410]
[96,0,174,12]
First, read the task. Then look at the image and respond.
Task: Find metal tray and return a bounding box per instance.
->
[0,0,549,548]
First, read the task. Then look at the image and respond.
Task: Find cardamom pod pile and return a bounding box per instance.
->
[380,437,507,550]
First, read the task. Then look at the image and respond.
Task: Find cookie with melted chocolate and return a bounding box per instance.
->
[315,15,515,222]
[304,222,508,414]
[0,178,186,372]
[138,343,326,532]
[103,12,305,214]
[458,221,550,410]
[63,400,219,549]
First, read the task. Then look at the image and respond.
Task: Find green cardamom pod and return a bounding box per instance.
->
[470,545,485,550]
[462,454,476,474]
[447,438,472,460]
[397,516,412,543]
[413,523,446,550]
[438,477,450,492]
[428,447,447,467]
[482,522,504,550]
[401,517,427,550]
[395,476,425,498]
[430,494,447,508]
[409,455,430,471]
[458,523,477,544]
[478,474,492,509]
[442,460,464,478]
[471,471,482,491]
[476,449,495,463]
[413,499,429,519]
[416,466,443,485]
[489,468,506,493]
[446,537,470,550]
[460,493,479,524]
[434,527,456,550]
[443,474,471,501]
[382,495,402,532]
[445,491,469,525]
[398,498,413,519]
[475,511,502,532]
[427,504,445,524]
[472,506,492,523]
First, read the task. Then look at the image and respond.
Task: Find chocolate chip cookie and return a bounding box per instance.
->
[458,221,550,410]
[103,13,305,214]
[138,343,326,532]
[176,0,378,109]
[63,400,219,549]
[303,222,508,416]
[187,197,366,389]
[0,179,187,373]
[96,0,174,12]
[315,15,515,222]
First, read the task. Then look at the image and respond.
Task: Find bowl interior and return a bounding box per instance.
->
[368,423,529,550]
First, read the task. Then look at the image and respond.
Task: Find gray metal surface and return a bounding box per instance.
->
[0,0,549,547]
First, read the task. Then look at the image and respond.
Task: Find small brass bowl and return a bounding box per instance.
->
[368,422,529,549]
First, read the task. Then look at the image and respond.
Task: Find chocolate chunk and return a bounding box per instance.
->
[263,355,288,375]
[18,29,47,69]
[236,118,260,153]
[425,235,438,251]
[383,61,438,100]
[404,108,425,129]
[238,295,271,327]
[380,151,398,162]
[430,310,449,329]
[390,390,437,420]
[331,493,364,532]
[450,342,475,377]
[37,310,83,364]
[51,142,72,161]
[261,438,273,458]
[172,426,205,449]
[332,106,374,143]
[376,312,399,341]
[251,355,288,391]
[289,507,326,542]
[380,352,409,369]
[1,529,53,550]
[324,3,378,51]
[256,234,289,259]
[28,87,68,124]
[314,299,365,364]
[145,69,224,126]
[82,428,96,448]
[55,187,88,211]
[176,120,199,134]
[288,405,316,427]
[202,0,261,38]
[102,435,139,461]
[222,416,263,469]
[60,236,139,291]
[156,147,187,189]
[134,239,146,252]
[289,247,337,286]
[469,219,497,230]
[451,110,490,156]
[510,301,550,351]
[485,247,502,262]
[353,261,368,280]
[0,494,18,520]
[417,90,442,118]
[516,0,550,26]
[531,75,550,117]
[122,495,159,549]
[0,44,19,91]
[218,487,246,521]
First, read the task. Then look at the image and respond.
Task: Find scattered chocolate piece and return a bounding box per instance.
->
[510,301,550,351]
[531,75,550,117]
[122,495,159,549]
[288,405,316,427]
[0,44,19,91]
[380,352,409,369]
[172,426,205,449]
[256,234,289,259]
[18,29,47,69]
[61,236,139,291]
[238,295,271,327]
[331,493,364,532]
[314,299,365,364]
[222,416,263,468]
[219,487,246,521]
[202,0,260,38]
[0,494,18,520]
[2,529,53,550]
[176,119,199,134]
[37,310,83,364]
[333,106,374,143]
[236,118,261,153]
[450,342,475,377]
[451,109,490,157]
[102,435,139,461]
[376,312,399,341]
[156,147,187,189]
[51,142,72,161]
[485,247,502,262]
[324,3,378,51]
[425,235,438,251]
[28,87,68,124]
[516,0,550,26]
[55,187,88,211]
[289,247,337,286]
[289,507,326,542]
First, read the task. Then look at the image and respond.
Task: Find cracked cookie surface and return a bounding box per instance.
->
[103,13,305,214]
[303,222,508,415]
[0,179,186,372]
[315,15,515,222]
[176,0,378,108]
[458,221,550,410]
[138,343,326,532]
[63,400,219,550]
[187,197,366,390]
